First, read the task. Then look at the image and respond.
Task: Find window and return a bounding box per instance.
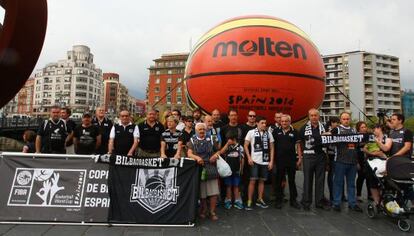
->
[167,70,172,74]
[76,85,87,90]
[155,96,160,102]
[167,86,171,92]
[156,71,161,75]
[167,78,172,83]
[76,77,88,83]
[155,78,160,84]
[166,95,171,104]
[75,99,86,105]
[155,87,160,93]
[177,87,182,93]
[177,78,182,83]
[75,92,87,97]
[176,95,182,104]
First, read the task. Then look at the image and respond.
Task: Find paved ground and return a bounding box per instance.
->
[0,172,412,236]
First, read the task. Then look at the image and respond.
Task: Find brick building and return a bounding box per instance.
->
[147,53,189,113]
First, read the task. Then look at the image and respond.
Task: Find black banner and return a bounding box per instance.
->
[106,155,199,224]
[0,154,198,225]
[319,133,375,144]
[0,155,109,222]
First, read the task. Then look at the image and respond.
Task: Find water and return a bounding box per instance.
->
[0,136,24,152]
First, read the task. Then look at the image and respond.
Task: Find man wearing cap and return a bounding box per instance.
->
[108,109,140,156]
[92,107,113,155]
[74,112,101,155]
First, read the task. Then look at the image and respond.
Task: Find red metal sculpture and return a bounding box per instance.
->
[0,0,48,108]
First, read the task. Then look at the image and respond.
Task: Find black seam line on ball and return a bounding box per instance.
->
[187,71,325,82]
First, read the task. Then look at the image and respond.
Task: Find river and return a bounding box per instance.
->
[0,136,24,152]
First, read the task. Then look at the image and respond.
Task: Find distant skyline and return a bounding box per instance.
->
[2,0,413,99]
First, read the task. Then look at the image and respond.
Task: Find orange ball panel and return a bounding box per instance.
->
[187,74,325,123]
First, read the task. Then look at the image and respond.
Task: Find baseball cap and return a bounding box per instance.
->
[83,112,92,118]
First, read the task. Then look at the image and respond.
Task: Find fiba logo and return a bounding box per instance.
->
[16,170,32,186]
[130,168,179,214]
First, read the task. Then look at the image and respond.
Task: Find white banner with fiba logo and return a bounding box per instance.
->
[8,168,85,207]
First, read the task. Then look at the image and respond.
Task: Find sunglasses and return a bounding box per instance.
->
[248,115,256,117]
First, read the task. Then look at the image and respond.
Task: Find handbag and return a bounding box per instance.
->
[216,155,232,177]
[203,162,219,180]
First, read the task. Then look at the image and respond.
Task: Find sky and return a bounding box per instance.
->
[3,0,413,99]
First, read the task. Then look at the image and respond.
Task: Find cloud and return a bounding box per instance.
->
[32,0,414,98]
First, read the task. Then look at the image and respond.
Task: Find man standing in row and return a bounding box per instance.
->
[273,114,301,209]
[244,116,274,210]
[108,110,139,156]
[137,109,165,158]
[61,107,76,154]
[299,108,328,210]
[36,106,70,154]
[92,107,113,155]
[331,112,363,212]
[388,113,413,159]
[74,112,101,155]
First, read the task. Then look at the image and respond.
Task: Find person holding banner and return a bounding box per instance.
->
[137,109,165,158]
[108,110,139,156]
[160,116,182,159]
[187,122,220,221]
[35,106,70,154]
[73,112,101,155]
[331,112,363,212]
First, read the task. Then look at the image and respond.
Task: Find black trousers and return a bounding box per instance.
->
[301,153,326,207]
[275,165,297,203]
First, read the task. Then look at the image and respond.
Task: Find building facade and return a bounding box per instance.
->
[33,45,103,116]
[102,72,134,115]
[402,90,414,118]
[103,73,120,114]
[147,53,189,113]
[17,78,35,115]
[0,78,35,117]
[321,51,401,121]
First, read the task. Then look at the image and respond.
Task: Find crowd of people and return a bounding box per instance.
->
[22,105,414,221]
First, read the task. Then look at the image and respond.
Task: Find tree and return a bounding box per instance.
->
[404,117,414,132]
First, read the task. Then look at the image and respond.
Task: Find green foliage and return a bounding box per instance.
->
[133,115,145,124]
[405,117,414,132]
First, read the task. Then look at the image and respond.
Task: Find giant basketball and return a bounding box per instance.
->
[185,15,325,123]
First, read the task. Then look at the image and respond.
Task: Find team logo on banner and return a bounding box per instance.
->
[8,168,86,207]
[130,168,180,214]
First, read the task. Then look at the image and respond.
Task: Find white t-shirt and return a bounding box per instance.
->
[245,129,274,165]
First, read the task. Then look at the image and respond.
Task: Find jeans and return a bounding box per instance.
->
[333,161,357,207]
